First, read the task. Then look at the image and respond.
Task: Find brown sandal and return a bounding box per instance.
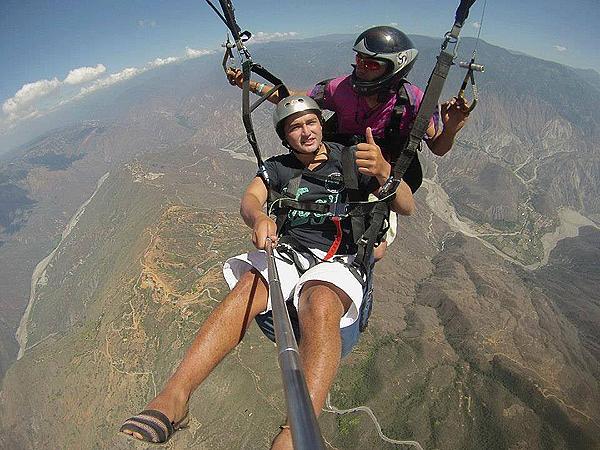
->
[120,409,189,443]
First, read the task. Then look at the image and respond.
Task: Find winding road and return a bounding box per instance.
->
[323,394,425,449]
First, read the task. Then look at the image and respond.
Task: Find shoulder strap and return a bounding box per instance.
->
[341,147,366,244]
[273,169,303,233]
[380,81,423,193]
[384,81,411,140]
[311,78,333,106]
[312,78,338,139]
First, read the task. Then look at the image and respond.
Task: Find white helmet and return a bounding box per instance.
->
[273,95,322,141]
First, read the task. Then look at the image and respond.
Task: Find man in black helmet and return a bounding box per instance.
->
[120,95,415,449]
[228,26,470,186]
[227,26,470,257]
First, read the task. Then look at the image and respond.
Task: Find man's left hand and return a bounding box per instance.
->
[440,96,471,134]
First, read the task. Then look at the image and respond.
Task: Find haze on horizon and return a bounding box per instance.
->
[1,0,598,144]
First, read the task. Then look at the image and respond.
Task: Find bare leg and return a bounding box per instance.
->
[271,281,352,450]
[122,269,267,439]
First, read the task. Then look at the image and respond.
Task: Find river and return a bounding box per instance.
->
[422,177,599,270]
[15,172,110,359]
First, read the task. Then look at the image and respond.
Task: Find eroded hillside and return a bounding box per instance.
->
[1,35,599,450]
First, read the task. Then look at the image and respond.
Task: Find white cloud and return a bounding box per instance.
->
[472,21,481,29]
[149,57,179,67]
[17,109,41,122]
[138,19,157,28]
[64,64,106,85]
[553,45,567,52]
[146,48,212,68]
[147,48,212,68]
[186,47,212,59]
[251,31,298,43]
[2,78,61,115]
[79,67,143,95]
[1,45,213,130]
[389,22,398,27]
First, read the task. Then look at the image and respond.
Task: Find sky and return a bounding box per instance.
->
[1,0,598,134]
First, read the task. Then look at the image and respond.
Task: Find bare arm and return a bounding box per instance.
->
[389,180,415,216]
[226,68,305,104]
[426,96,471,156]
[240,177,277,249]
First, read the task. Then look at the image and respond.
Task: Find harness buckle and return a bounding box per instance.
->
[356,236,369,248]
[328,202,350,218]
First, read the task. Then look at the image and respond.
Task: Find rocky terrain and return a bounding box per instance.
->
[0,34,598,449]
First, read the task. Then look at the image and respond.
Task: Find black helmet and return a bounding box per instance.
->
[351,26,418,96]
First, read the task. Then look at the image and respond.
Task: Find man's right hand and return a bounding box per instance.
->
[226,67,243,88]
[355,127,391,186]
[252,215,278,250]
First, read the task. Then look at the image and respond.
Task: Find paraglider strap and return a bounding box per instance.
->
[353,0,482,283]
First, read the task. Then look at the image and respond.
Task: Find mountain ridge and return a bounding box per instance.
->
[0,33,598,448]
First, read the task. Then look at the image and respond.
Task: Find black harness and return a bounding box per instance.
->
[259,81,426,334]
[255,146,391,337]
[267,147,389,277]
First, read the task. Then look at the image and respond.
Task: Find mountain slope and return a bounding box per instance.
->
[0,34,598,449]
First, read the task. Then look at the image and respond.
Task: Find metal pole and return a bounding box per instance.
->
[265,238,325,450]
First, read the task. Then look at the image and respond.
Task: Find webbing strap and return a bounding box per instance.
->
[393,50,454,181]
[323,217,343,260]
[352,201,389,275]
[341,147,365,244]
[384,82,411,145]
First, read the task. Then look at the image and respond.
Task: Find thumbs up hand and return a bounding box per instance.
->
[355,127,391,185]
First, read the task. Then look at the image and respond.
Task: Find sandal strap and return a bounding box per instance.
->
[120,409,177,443]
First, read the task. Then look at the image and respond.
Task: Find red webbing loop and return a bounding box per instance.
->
[323,217,342,261]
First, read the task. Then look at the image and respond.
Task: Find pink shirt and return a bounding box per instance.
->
[308,75,440,140]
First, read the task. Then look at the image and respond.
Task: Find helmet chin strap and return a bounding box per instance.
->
[352,67,402,98]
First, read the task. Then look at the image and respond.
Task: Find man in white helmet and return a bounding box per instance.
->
[120,95,414,449]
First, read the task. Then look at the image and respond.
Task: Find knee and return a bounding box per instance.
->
[230,269,268,315]
[298,282,345,323]
[234,269,266,296]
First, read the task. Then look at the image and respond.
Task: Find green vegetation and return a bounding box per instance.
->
[334,339,382,409]
[336,414,361,438]
[489,218,520,233]
[175,114,196,130]
[27,152,85,170]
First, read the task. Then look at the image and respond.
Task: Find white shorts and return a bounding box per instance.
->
[385,211,398,246]
[222,248,364,328]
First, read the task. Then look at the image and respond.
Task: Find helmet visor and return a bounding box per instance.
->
[355,53,387,71]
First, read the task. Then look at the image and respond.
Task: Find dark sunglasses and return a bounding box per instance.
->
[355,53,387,71]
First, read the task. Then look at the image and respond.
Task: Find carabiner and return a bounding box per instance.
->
[221,34,236,78]
[457,58,484,113]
